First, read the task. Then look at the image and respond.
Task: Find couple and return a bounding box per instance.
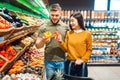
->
[35,3,92,80]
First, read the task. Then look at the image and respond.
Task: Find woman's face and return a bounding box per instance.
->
[70,16,80,30]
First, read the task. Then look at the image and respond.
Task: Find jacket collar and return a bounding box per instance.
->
[74,29,83,33]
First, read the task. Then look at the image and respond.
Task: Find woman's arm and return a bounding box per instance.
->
[55,31,68,52]
[81,32,92,62]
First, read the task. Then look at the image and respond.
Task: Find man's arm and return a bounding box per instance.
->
[35,36,51,49]
[35,37,45,49]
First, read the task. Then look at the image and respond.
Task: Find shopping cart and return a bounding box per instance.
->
[63,61,94,80]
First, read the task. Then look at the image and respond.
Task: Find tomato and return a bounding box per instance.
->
[0,50,7,57]
[0,61,5,67]
[0,50,6,55]
[0,16,12,29]
[8,55,13,60]
[0,22,6,29]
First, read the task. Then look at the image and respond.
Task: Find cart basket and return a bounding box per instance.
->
[63,74,94,80]
[63,61,94,80]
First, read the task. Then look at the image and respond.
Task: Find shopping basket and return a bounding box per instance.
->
[63,61,94,80]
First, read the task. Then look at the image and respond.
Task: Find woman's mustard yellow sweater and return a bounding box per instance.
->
[59,30,92,62]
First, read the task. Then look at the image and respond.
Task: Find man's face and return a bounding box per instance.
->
[50,10,61,24]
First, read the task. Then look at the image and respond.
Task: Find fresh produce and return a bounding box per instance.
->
[0,58,5,67]
[54,31,60,39]
[13,45,23,51]
[20,66,43,75]
[43,31,52,39]
[1,73,41,80]
[20,47,44,65]
[43,31,61,39]
[0,22,11,29]
[0,16,13,29]
[11,15,23,27]
[8,60,24,74]
[1,75,11,80]
[19,15,36,26]
[0,12,13,23]
[0,45,17,61]
[21,37,34,45]
[53,70,64,80]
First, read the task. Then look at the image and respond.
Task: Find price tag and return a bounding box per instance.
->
[0,36,4,42]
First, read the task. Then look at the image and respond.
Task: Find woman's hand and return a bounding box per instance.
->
[54,32,63,42]
[75,59,83,65]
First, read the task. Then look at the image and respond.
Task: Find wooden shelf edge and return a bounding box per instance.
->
[0,55,9,62]
[0,40,8,47]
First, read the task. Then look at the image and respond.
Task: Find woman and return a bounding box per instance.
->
[55,12,92,77]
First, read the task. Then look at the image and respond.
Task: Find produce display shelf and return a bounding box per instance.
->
[0,25,37,75]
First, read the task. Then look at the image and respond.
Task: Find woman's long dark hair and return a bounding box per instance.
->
[69,12,86,30]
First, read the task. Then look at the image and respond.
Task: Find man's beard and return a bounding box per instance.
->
[51,19,59,25]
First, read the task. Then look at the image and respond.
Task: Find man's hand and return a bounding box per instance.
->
[42,37,51,43]
[43,31,52,39]
[42,31,52,43]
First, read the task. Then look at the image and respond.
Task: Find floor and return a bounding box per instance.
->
[88,66,120,80]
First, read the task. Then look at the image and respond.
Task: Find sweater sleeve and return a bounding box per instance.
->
[81,32,92,62]
[59,31,68,52]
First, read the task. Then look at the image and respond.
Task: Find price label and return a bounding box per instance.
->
[0,36,4,42]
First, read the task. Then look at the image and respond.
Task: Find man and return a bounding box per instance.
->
[35,3,68,80]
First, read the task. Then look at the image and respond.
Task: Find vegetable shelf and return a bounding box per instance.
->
[0,42,30,74]
[0,26,38,47]
[0,25,38,75]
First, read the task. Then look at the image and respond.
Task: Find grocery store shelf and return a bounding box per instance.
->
[0,0,49,18]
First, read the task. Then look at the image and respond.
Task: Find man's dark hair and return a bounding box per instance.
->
[50,3,62,11]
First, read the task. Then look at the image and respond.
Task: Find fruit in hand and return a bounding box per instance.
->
[54,31,59,39]
[43,31,52,38]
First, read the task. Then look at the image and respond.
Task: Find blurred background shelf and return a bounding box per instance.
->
[0,0,49,18]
